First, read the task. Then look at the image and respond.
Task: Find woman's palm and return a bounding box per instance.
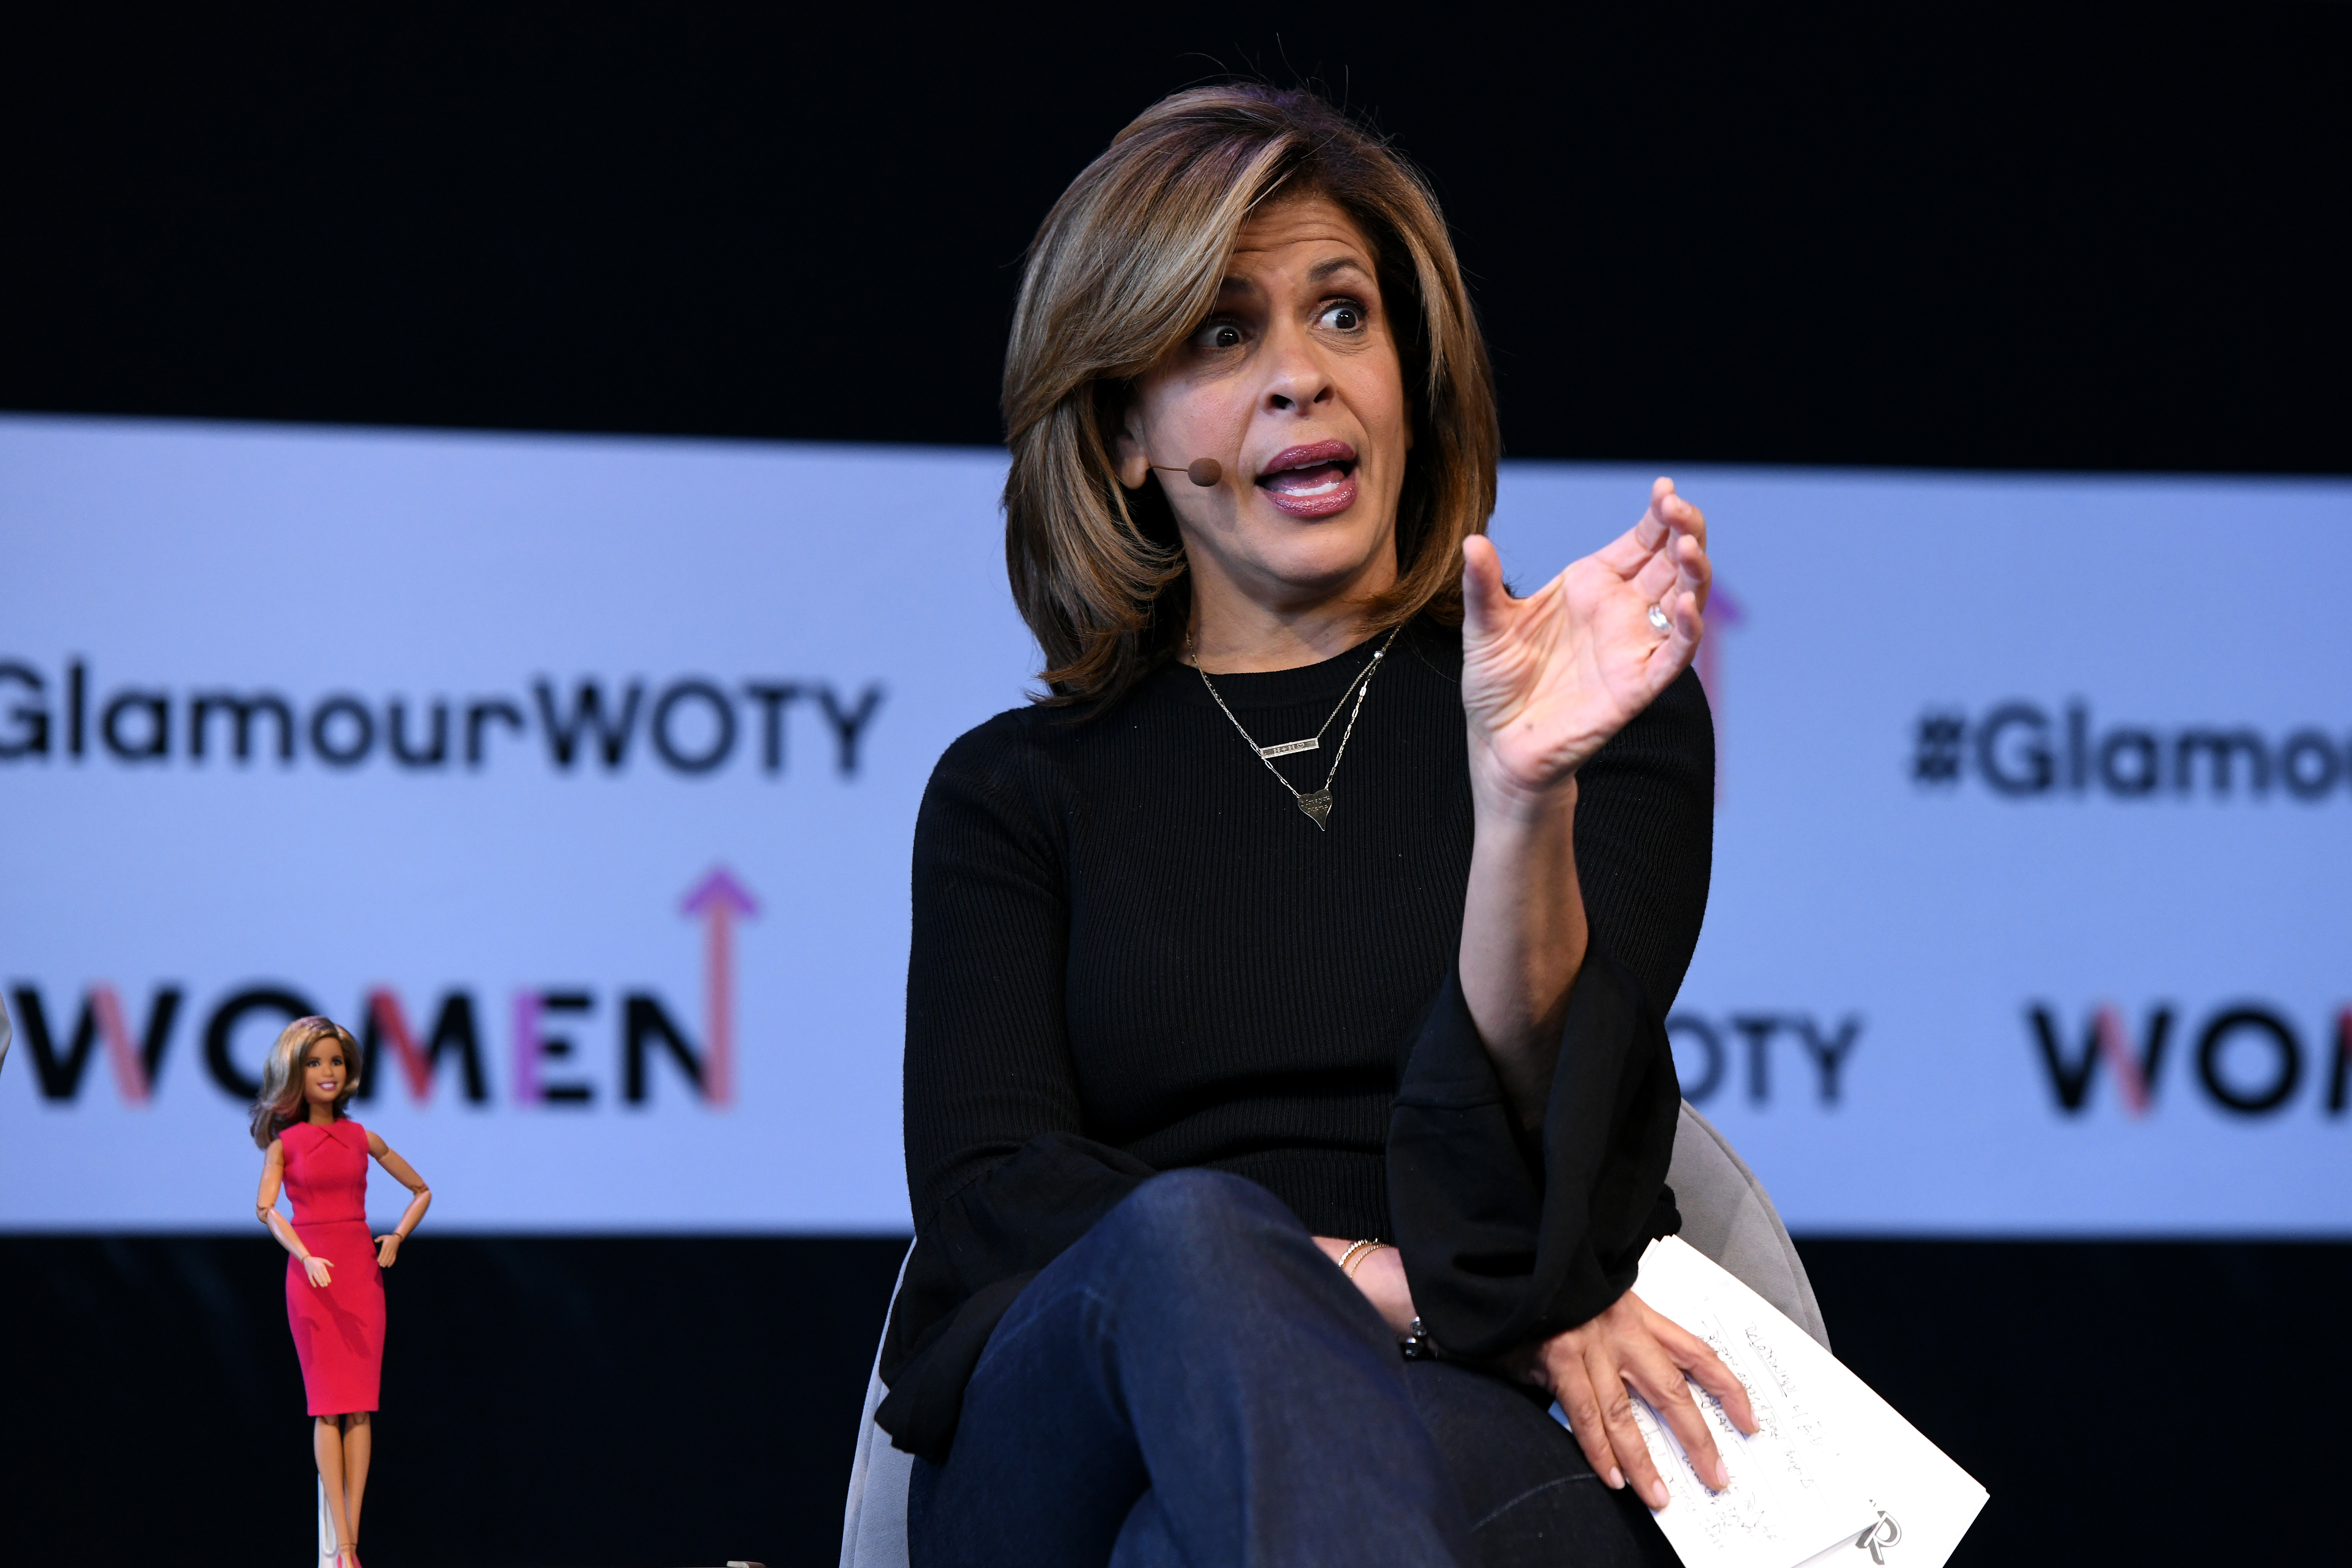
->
[1460,479,1710,795]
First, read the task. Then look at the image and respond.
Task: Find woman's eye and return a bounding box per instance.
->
[1192,321,1244,351]
[1319,302,1366,332]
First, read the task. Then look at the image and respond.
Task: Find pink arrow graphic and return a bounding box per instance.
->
[681,866,760,1106]
[1695,584,1746,802]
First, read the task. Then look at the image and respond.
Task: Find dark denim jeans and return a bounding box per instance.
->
[907,1169,1677,1568]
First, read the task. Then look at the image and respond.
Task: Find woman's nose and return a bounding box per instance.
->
[1260,328,1334,414]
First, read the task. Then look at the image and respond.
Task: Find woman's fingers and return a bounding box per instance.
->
[1588,1341,1674,1510]
[1545,1341,1629,1493]
[1615,523,1710,676]
[1619,572,1703,703]
[1460,535,1510,638]
[1662,588,1704,667]
[1627,511,1710,603]
[1662,483,1707,553]
[1673,527,1711,613]
[1635,476,1676,551]
[1597,478,1697,576]
[1589,485,1670,580]
[1622,1338,1729,1494]
[1643,1305,1756,1434]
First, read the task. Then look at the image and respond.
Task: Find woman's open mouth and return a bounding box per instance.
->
[1256,441,1359,519]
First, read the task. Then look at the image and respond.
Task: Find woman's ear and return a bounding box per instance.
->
[1112,403,1152,491]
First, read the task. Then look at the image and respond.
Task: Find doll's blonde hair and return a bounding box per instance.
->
[247,1015,363,1149]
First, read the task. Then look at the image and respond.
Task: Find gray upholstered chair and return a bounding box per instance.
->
[838,1101,1824,1568]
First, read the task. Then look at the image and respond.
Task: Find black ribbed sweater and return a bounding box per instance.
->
[878,617,1713,1461]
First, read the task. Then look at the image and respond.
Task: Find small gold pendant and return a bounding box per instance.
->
[1296,790,1333,829]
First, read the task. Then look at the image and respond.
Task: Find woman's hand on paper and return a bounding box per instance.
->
[1513,1286,1756,1510]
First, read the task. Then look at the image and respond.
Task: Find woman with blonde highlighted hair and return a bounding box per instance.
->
[887,84,1737,1566]
[251,1015,432,1568]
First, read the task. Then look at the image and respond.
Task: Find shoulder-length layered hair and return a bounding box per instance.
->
[1003,85,1501,709]
[248,1015,363,1149]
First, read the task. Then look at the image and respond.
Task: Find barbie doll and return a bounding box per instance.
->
[251,1017,431,1568]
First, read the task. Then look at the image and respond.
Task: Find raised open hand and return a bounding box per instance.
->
[1461,478,1708,807]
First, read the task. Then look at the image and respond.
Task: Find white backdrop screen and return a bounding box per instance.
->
[3,417,2347,1233]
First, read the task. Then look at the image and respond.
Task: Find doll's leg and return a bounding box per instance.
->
[341,1414,372,1547]
[314,1417,354,1554]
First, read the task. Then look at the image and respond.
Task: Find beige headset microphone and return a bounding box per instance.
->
[1149,459,1223,487]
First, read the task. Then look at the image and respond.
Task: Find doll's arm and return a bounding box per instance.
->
[368,1131,432,1267]
[258,1141,333,1287]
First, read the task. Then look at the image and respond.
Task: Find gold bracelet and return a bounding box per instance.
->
[1340,1239,1391,1280]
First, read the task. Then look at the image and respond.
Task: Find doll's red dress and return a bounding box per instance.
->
[280,1119,385,1415]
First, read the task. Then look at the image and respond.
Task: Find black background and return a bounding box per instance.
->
[9,1236,2349,1565]
[4,4,2346,471]
[5,5,2347,1565]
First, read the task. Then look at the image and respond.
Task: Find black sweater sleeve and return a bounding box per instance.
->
[876,716,1155,1459]
[1388,667,1713,1355]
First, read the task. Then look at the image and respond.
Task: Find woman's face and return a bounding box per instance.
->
[1116,194,1412,625]
[300,1041,348,1108]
